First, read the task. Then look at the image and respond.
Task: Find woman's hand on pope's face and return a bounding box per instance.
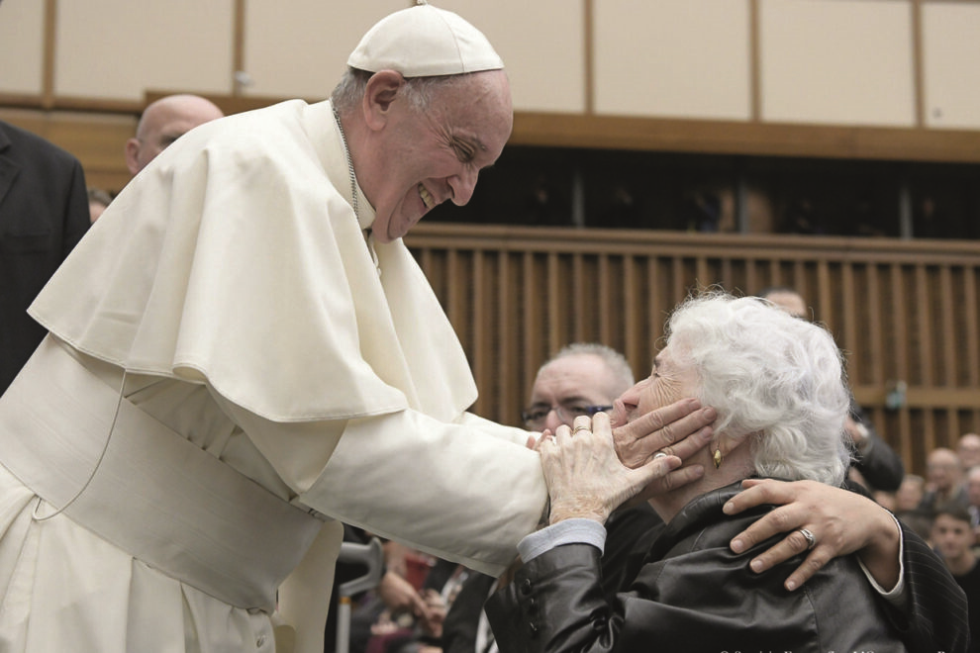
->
[541,413,706,525]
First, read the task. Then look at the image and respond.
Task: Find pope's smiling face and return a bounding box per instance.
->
[364,70,512,243]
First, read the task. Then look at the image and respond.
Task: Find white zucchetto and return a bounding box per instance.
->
[347,1,504,77]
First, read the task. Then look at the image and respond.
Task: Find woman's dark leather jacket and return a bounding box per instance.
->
[486,481,963,653]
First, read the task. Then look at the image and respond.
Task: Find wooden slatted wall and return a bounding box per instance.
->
[407,223,980,475]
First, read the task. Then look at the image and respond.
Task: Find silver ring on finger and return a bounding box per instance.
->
[653,451,668,460]
[798,527,816,550]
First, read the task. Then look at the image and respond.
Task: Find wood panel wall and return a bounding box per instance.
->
[406,223,980,476]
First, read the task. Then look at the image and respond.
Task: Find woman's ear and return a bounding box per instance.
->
[362,70,405,131]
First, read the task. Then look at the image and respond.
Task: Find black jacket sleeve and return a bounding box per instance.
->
[887,521,970,653]
[850,401,904,492]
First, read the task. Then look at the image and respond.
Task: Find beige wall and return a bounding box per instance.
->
[439,0,587,113]
[243,2,397,99]
[1,0,978,130]
[595,0,752,120]
[54,0,234,100]
[922,2,980,130]
[760,0,916,127]
[0,1,45,95]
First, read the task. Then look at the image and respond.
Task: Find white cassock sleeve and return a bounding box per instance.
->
[457,411,532,445]
[209,389,547,577]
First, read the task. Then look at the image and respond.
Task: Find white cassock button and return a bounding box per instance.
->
[256,634,266,647]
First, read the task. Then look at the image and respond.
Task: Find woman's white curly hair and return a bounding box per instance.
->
[666,291,852,486]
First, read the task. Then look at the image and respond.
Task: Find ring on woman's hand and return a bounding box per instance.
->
[573,425,590,434]
[653,451,668,460]
[798,527,816,550]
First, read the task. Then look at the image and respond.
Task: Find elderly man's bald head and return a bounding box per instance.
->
[758,287,809,320]
[927,447,963,493]
[125,94,224,176]
[958,433,980,470]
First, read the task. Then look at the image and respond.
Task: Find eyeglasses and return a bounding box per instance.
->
[521,403,613,429]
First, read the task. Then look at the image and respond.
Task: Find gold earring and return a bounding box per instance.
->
[713,449,723,469]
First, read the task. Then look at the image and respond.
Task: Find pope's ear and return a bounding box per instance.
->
[362,70,404,131]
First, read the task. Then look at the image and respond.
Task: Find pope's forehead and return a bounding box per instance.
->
[430,70,511,114]
[425,73,512,151]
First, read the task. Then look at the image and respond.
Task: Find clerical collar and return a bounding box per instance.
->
[332,104,359,222]
[332,104,381,276]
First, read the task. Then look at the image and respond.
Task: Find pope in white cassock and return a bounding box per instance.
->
[0,4,714,653]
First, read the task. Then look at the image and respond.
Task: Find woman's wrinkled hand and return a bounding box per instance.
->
[541,413,705,525]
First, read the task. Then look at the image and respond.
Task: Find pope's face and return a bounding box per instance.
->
[368,70,512,243]
[612,342,700,428]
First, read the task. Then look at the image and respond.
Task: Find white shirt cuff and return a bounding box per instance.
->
[857,513,907,609]
[517,518,607,562]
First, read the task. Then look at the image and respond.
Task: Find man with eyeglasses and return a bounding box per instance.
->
[521,344,668,592]
[521,343,630,433]
[444,343,663,653]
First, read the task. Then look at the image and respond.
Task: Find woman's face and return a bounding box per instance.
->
[612,341,700,428]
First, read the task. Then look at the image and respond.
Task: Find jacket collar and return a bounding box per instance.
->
[646,478,768,563]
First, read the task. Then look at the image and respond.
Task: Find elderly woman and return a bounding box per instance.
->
[485,293,944,652]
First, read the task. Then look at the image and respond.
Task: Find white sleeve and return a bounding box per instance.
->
[517,519,607,562]
[857,513,908,610]
[304,410,547,577]
[456,411,532,446]
[212,390,547,578]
